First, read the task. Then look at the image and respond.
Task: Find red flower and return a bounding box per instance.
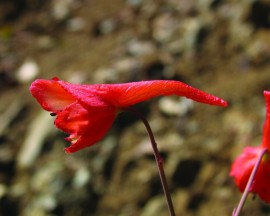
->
[230,91,270,203]
[30,78,227,153]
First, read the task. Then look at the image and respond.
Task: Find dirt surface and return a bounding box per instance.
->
[1,0,270,215]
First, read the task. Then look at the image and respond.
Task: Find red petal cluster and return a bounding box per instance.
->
[230,91,270,203]
[30,78,227,153]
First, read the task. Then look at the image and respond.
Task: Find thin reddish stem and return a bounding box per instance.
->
[232,148,268,216]
[125,107,176,216]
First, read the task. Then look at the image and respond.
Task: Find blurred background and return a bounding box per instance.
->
[1,0,270,215]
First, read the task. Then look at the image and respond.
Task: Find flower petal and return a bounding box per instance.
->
[230,146,260,192]
[230,146,270,203]
[253,155,270,203]
[55,80,227,108]
[56,80,110,108]
[54,102,116,153]
[262,91,270,149]
[30,79,76,113]
[99,80,227,107]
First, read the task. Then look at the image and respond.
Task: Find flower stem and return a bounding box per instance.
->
[125,107,176,216]
[232,148,268,216]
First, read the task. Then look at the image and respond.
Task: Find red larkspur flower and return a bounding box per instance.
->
[30,78,227,153]
[230,91,270,203]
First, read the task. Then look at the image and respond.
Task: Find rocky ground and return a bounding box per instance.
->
[1,0,270,215]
